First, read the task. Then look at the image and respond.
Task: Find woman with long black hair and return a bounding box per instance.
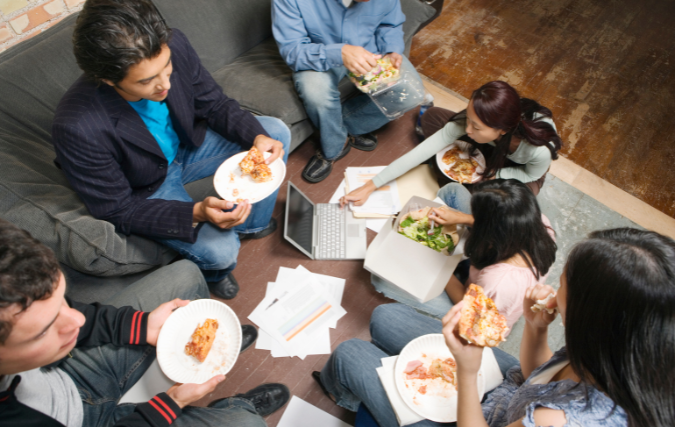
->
[316,228,675,427]
[428,179,556,328]
[340,81,563,209]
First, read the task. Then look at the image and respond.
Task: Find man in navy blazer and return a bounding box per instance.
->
[52,0,291,299]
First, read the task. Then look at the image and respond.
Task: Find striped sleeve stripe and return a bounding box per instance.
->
[148,400,173,424]
[153,395,177,419]
[135,312,143,345]
[130,311,140,344]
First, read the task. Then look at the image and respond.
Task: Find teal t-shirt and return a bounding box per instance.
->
[128,99,180,164]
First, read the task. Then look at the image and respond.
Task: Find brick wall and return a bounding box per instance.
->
[0,0,85,54]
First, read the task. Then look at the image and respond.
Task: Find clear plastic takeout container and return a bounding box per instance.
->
[348,57,426,119]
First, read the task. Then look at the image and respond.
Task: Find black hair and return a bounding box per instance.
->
[73,0,172,84]
[0,219,60,344]
[448,81,563,180]
[564,228,675,427]
[464,179,556,278]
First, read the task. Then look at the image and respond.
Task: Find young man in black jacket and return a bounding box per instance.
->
[0,219,289,427]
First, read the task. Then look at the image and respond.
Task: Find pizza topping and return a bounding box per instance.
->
[185,318,219,362]
[458,284,509,347]
[251,163,273,183]
[239,147,272,182]
[442,147,462,165]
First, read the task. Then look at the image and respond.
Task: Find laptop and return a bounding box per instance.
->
[284,181,367,260]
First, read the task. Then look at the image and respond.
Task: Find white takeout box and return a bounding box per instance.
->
[364,196,467,303]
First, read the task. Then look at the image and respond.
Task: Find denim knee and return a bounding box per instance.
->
[294,71,339,110]
[370,304,409,345]
[257,117,291,149]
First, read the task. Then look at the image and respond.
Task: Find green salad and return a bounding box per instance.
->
[398,216,455,253]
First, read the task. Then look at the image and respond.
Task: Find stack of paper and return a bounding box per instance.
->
[345,167,402,216]
[249,265,346,359]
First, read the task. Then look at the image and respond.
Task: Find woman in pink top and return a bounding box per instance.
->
[430,179,557,331]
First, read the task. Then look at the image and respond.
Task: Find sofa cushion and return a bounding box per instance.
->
[0,15,175,276]
[154,0,273,74]
[0,135,176,276]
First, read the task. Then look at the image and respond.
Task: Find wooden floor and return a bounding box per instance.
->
[410,0,675,217]
[193,110,425,426]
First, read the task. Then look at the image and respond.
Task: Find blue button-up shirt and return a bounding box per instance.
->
[272,0,406,72]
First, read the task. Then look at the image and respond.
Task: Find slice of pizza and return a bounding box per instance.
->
[239,147,265,175]
[185,318,219,362]
[458,284,508,347]
[251,163,273,183]
[442,147,462,165]
[450,158,477,183]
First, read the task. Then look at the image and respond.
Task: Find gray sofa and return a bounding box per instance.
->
[0,0,437,301]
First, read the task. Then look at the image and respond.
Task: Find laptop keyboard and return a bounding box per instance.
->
[316,203,346,259]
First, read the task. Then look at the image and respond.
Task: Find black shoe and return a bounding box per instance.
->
[349,133,378,151]
[235,383,290,416]
[311,371,333,400]
[208,273,239,299]
[240,324,258,353]
[302,143,351,183]
[238,218,277,240]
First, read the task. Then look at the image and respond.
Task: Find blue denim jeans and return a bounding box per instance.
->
[293,56,423,160]
[59,260,266,427]
[148,117,291,282]
[437,183,472,215]
[321,304,519,427]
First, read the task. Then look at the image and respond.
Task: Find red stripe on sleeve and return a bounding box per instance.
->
[130,311,140,344]
[135,312,143,345]
[153,396,177,419]
[148,400,172,424]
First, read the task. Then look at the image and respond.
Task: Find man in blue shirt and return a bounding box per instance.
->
[273,0,422,182]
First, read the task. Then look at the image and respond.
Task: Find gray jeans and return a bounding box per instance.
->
[60,260,266,427]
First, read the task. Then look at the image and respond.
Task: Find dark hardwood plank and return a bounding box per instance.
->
[410,0,675,216]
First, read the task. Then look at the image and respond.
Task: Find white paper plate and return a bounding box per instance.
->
[213,151,286,203]
[436,141,486,184]
[156,299,242,384]
[394,334,486,423]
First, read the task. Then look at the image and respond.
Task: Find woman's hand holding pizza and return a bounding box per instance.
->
[441,301,483,376]
[523,284,558,331]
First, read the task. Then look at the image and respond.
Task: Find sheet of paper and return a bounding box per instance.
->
[256,328,331,358]
[345,167,401,215]
[277,396,351,427]
[329,179,346,204]
[249,275,346,358]
[376,356,424,425]
[366,218,388,233]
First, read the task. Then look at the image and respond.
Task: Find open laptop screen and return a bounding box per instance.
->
[286,183,314,256]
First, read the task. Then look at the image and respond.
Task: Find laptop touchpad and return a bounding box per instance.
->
[348,224,361,237]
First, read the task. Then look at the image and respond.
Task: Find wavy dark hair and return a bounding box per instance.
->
[451,81,563,179]
[564,228,675,427]
[464,179,556,278]
[73,0,172,84]
[0,219,60,344]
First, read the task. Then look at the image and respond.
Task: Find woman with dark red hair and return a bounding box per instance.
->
[340,81,562,214]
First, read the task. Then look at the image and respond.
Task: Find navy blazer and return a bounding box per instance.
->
[52,30,268,243]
